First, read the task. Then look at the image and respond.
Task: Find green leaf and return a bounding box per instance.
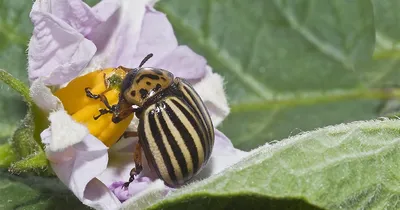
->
[0,169,90,210]
[8,150,50,175]
[369,0,400,116]
[139,119,400,210]
[0,143,17,167]
[0,69,49,174]
[154,0,400,150]
[372,0,400,60]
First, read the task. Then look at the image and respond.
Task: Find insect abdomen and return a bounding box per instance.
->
[138,96,212,187]
[175,78,215,161]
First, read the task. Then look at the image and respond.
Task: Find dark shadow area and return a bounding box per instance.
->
[149,193,324,210]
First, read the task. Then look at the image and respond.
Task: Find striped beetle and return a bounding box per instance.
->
[85,54,215,188]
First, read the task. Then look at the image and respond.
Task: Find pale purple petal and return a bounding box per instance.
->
[96,137,161,202]
[45,110,88,151]
[28,0,97,85]
[97,137,158,186]
[92,0,122,19]
[30,78,63,112]
[85,0,147,70]
[193,67,230,126]
[156,46,206,79]
[83,179,121,210]
[109,177,152,202]
[47,0,119,36]
[130,6,178,67]
[41,129,121,209]
[194,130,249,180]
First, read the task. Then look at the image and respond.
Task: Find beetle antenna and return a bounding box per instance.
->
[139,53,153,67]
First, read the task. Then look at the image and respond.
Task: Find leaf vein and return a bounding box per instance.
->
[157,5,275,99]
[273,0,353,70]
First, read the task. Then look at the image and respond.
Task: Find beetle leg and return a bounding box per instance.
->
[123,131,138,138]
[117,131,138,141]
[85,87,119,119]
[123,142,143,188]
[98,94,117,111]
[85,87,100,99]
[93,108,113,120]
[111,105,140,124]
[85,87,115,110]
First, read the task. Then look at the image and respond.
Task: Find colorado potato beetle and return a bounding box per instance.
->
[85,54,215,188]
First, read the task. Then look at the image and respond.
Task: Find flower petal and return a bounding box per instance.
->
[47,0,119,36]
[120,180,168,209]
[84,0,148,72]
[47,110,88,151]
[131,6,178,67]
[83,4,178,74]
[194,130,248,180]
[109,177,152,202]
[155,45,207,80]
[193,68,230,126]
[42,128,121,210]
[28,0,97,85]
[98,137,165,202]
[30,78,64,112]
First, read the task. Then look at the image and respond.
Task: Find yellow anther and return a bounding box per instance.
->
[54,68,133,147]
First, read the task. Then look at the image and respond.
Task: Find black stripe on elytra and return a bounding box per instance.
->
[157,102,189,179]
[164,101,199,173]
[136,74,160,84]
[170,99,208,163]
[148,110,178,185]
[181,86,210,140]
[182,85,213,141]
[137,114,158,180]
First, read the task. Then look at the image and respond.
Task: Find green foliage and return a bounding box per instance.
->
[1,0,400,209]
[0,169,90,210]
[156,0,400,150]
[143,119,400,209]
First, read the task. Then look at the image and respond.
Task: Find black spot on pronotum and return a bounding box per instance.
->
[139,88,148,99]
[146,81,151,86]
[136,74,159,84]
[152,69,164,75]
[154,84,162,91]
[130,91,136,97]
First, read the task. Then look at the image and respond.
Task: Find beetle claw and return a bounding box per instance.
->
[85,87,100,99]
[121,176,135,189]
[93,108,113,120]
[122,181,131,189]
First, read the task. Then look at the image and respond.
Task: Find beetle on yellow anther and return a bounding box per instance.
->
[85,54,215,188]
